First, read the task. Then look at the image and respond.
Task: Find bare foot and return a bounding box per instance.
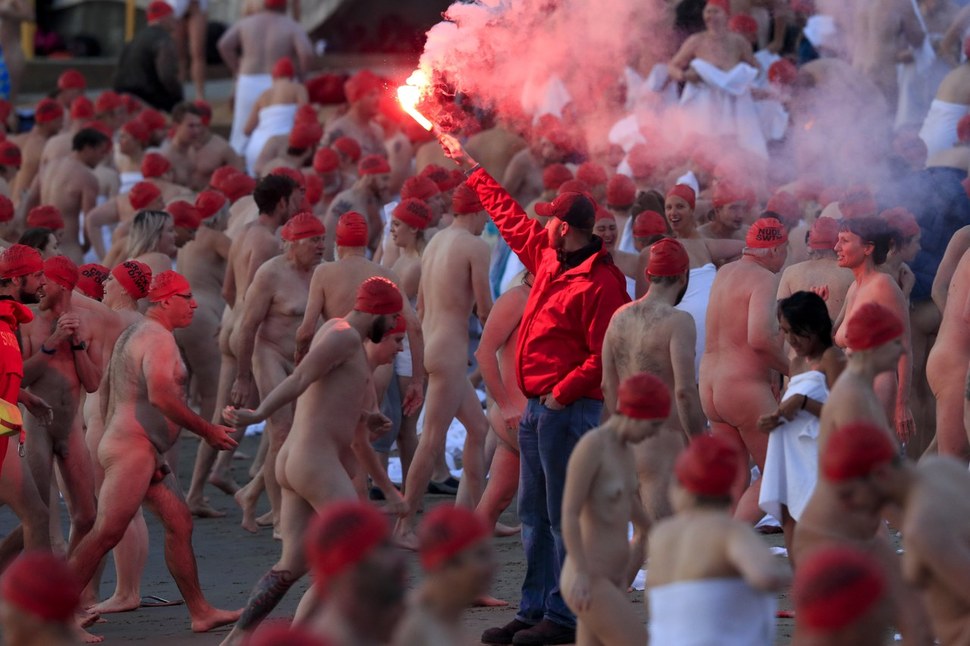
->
[232,451,251,460]
[208,473,240,495]
[255,511,274,527]
[473,595,509,607]
[273,527,282,541]
[494,522,521,537]
[89,593,140,614]
[190,500,228,519]
[234,489,258,534]
[393,521,420,551]
[190,607,243,633]
[78,608,101,628]
[73,619,104,643]
[382,498,409,517]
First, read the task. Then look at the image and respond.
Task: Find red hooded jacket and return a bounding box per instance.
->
[468,168,629,405]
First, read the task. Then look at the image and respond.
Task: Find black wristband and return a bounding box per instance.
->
[465,163,482,177]
[40,344,55,356]
[71,341,87,352]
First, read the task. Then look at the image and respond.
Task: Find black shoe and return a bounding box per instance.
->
[427,476,460,495]
[368,486,385,501]
[512,619,576,645]
[481,619,533,645]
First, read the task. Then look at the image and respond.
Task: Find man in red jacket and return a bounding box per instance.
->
[0,244,53,551]
[439,134,630,646]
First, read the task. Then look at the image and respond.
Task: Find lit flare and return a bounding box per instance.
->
[397,70,434,131]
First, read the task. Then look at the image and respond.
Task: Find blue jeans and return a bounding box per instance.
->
[515,397,602,628]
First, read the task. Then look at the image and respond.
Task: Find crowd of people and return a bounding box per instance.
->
[0,0,967,644]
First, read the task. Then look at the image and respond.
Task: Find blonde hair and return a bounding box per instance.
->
[127,210,171,258]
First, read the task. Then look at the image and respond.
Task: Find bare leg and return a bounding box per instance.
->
[0,437,52,551]
[573,576,647,645]
[55,424,98,554]
[235,473,263,534]
[253,349,292,531]
[396,368,468,547]
[396,375,419,486]
[455,380,488,508]
[90,509,148,614]
[220,488,315,645]
[187,3,207,100]
[143,473,241,632]
[477,441,519,532]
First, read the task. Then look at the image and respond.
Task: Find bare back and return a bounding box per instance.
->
[778,258,854,321]
[40,156,97,261]
[231,12,311,76]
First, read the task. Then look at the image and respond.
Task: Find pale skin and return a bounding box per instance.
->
[28,145,108,264]
[321,174,389,260]
[174,215,232,518]
[10,119,63,208]
[394,211,493,549]
[323,91,385,158]
[216,8,313,78]
[850,0,926,106]
[81,278,147,615]
[188,194,291,526]
[794,340,935,645]
[663,195,745,271]
[832,230,914,441]
[698,202,749,241]
[191,129,244,191]
[243,77,308,138]
[925,248,970,460]
[777,250,855,321]
[294,247,425,417]
[501,148,546,208]
[560,416,658,646]
[0,0,32,103]
[67,296,240,634]
[669,3,759,82]
[602,273,703,525]
[219,310,396,645]
[756,312,845,556]
[700,248,789,522]
[20,282,103,556]
[464,125,529,185]
[230,236,323,533]
[159,114,203,188]
[474,280,530,533]
[931,226,970,312]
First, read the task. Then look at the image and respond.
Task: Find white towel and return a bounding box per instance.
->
[119,171,143,196]
[244,103,298,175]
[681,61,768,158]
[649,578,776,646]
[676,262,715,379]
[918,99,970,156]
[230,74,273,156]
[759,370,829,522]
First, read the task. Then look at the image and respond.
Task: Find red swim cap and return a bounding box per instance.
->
[452,183,483,215]
[666,184,696,210]
[419,504,490,571]
[344,70,384,103]
[305,500,389,580]
[0,244,43,279]
[272,57,295,80]
[617,372,671,420]
[122,118,151,146]
[129,181,163,210]
[400,175,439,201]
[606,174,636,209]
[146,0,174,22]
[839,185,877,220]
[333,136,362,162]
[0,551,81,622]
[43,255,78,290]
[542,163,573,191]
[794,546,886,633]
[167,200,202,230]
[34,98,64,124]
[358,155,390,176]
[57,69,86,91]
[281,212,325,241]
[70,96,95,121]
[576,162,607,187]
[27,205,64,231]
[195,190,228,220]
[675,435,738,497]
[821,420,896,482]
[765,191,801,228]
[335,212,368,248]
[313,148,340,174]
[844,302,903,351]
[647,237,689,277]
[879,207,920,239]
[633,210,667,238]
[0,141,22,167]
[111,260,152,299]
[392,198,432,230]
[712,181,754,209]
[745,217,788,248]
[77,263,109,301]
[355,276,403,315]
[808,217,839,250]
[0,195,12,223]
[148,270,191,303]
[140,152,171,179]
[289,122,323,150]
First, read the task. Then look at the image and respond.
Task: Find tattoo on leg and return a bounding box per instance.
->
[236,569,297,631]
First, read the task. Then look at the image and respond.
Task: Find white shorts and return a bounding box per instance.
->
[393,333,412,378]
[166,0,208,19]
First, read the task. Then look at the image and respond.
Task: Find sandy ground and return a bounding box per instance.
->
[0,431,807,645]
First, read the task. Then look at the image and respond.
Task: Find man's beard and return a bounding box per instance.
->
[19,281,40,305]
[368,316,390,343]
